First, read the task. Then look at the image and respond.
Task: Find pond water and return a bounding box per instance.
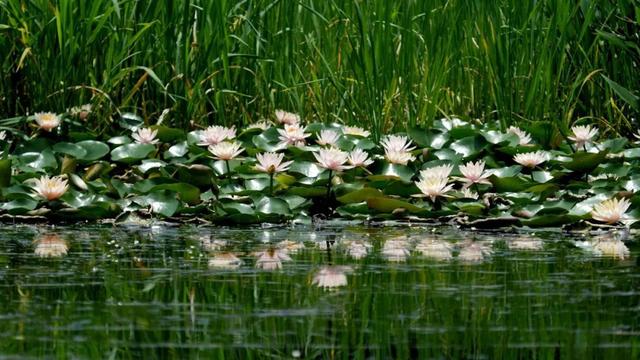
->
[0,223,638,359]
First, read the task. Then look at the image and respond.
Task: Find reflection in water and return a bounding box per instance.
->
[508,236,544,251]
[577,236,630,260]
[381,236,411,262]
[342,239,372,259]
[415,238,453,260]
[0,225,636,358]
[457,241,491,262]
[33,234,68,258]
[208,252,243,269]
[254,248,292,270]
[312,266,351,289]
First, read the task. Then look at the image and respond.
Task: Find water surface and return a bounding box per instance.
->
[0,224,638,359]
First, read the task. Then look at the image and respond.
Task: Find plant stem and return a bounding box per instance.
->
[269,173,274,196]
[225,160,231,176]
[326,170,332,199]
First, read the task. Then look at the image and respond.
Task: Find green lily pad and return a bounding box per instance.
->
[135,190,180,217]
[563,151,608,173]
[489,175,532,192]
[53,142,87,159]
[111,143,156,163]
[255,196,290,216]
[366,197,423,213]
[76,140,110,161]
[337,188,384,204]
[151,183,201,205]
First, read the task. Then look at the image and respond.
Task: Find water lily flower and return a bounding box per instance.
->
[314,148,351,172]
[382,237,411,262]
[414,176,454,201]
[255,152,293,174]
[34,112,61,132]
[513,151,547,168]
[415,239,453,260]
[343,126,370,137]
[277,124,311,146]
[591,197,630,224]
[208,141,244,161]
[457,160,492,187]
[507,126,532,145]
[461,188,479,199]
[69,104,92,120]
[32,175,68,201]
[34,234,68,258]
[419,164,454,181]
[316,129,341,147]
[208,252,243,269]
[198,125,236,146]
[568,125,598,148]
[381,135,416,165]
[312,266,351,289]
[132,128,159,144]
[347,148,373,168]
[254,248,292,270]
[247,121,271,131]
[275,109,300,125]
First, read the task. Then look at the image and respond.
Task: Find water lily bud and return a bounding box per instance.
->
[422,148,429,159]
[331,175,343,186]
[60,156,76,175]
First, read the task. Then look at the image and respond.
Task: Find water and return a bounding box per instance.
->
[0,224,638,359]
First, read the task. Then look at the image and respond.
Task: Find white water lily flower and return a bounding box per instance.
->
[254,249,292,270]
[275,109,301,125]
[414,176,454,201]
[34,234,68,258]
[32,175,68,201]
[419,164,454,181]
[568,125,598,148]
[316,129,340,146]
[462,188,479,199]
[507,126,532,145]
[198,125,236,146]
[277,124,311,146]
[591,197,630,224]
[385,150,416,165]
[381,135,415,153]
[255,152,293,174]
[34,112,61,132]
[248,121,271,130]
[415,239,453,260]
[208,141,244,160]
[312,266,351,289]
[513,151,547,168]
[382,237,411,262]
[314,147,351,172]
[347,148,373,168]
[343,126,370,137]
[69,104,92,120]
[457,160,492,187]
[132,128,159,144]
[208,252,243,269]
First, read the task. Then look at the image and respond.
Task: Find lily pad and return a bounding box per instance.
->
[111,143,156,163]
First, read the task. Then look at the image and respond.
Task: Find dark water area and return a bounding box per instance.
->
[0,224,638,359]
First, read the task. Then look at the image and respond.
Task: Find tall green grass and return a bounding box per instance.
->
[0,0,638,139]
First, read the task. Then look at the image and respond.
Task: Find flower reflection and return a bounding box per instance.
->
[508,236,544,251]
[382,237,411,262]
[199,236,227,252]
[276,240,305,254]
[208,252,243,269]
[576,236,630,260]
[254,248,292,270]
[34,234,68,258]
[312,266,351,289]
[457,242,491,262]
[342,240,372,260]
[415,238,453,260]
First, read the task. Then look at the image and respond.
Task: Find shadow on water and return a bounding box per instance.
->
[0,224,638,359]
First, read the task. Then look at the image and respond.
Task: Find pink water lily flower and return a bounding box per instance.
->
[591,198,630,224]
[34,112,61,132]
[255,152,293,174]
[314,148,351,172]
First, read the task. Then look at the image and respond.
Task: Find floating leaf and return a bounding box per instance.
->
[337,188,384,204]
[366,197,423,213]
[111,143,155,163]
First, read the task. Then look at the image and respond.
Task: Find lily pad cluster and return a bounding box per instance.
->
[0,109,639,229]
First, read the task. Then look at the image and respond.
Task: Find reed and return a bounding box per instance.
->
[0,0,638,139]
